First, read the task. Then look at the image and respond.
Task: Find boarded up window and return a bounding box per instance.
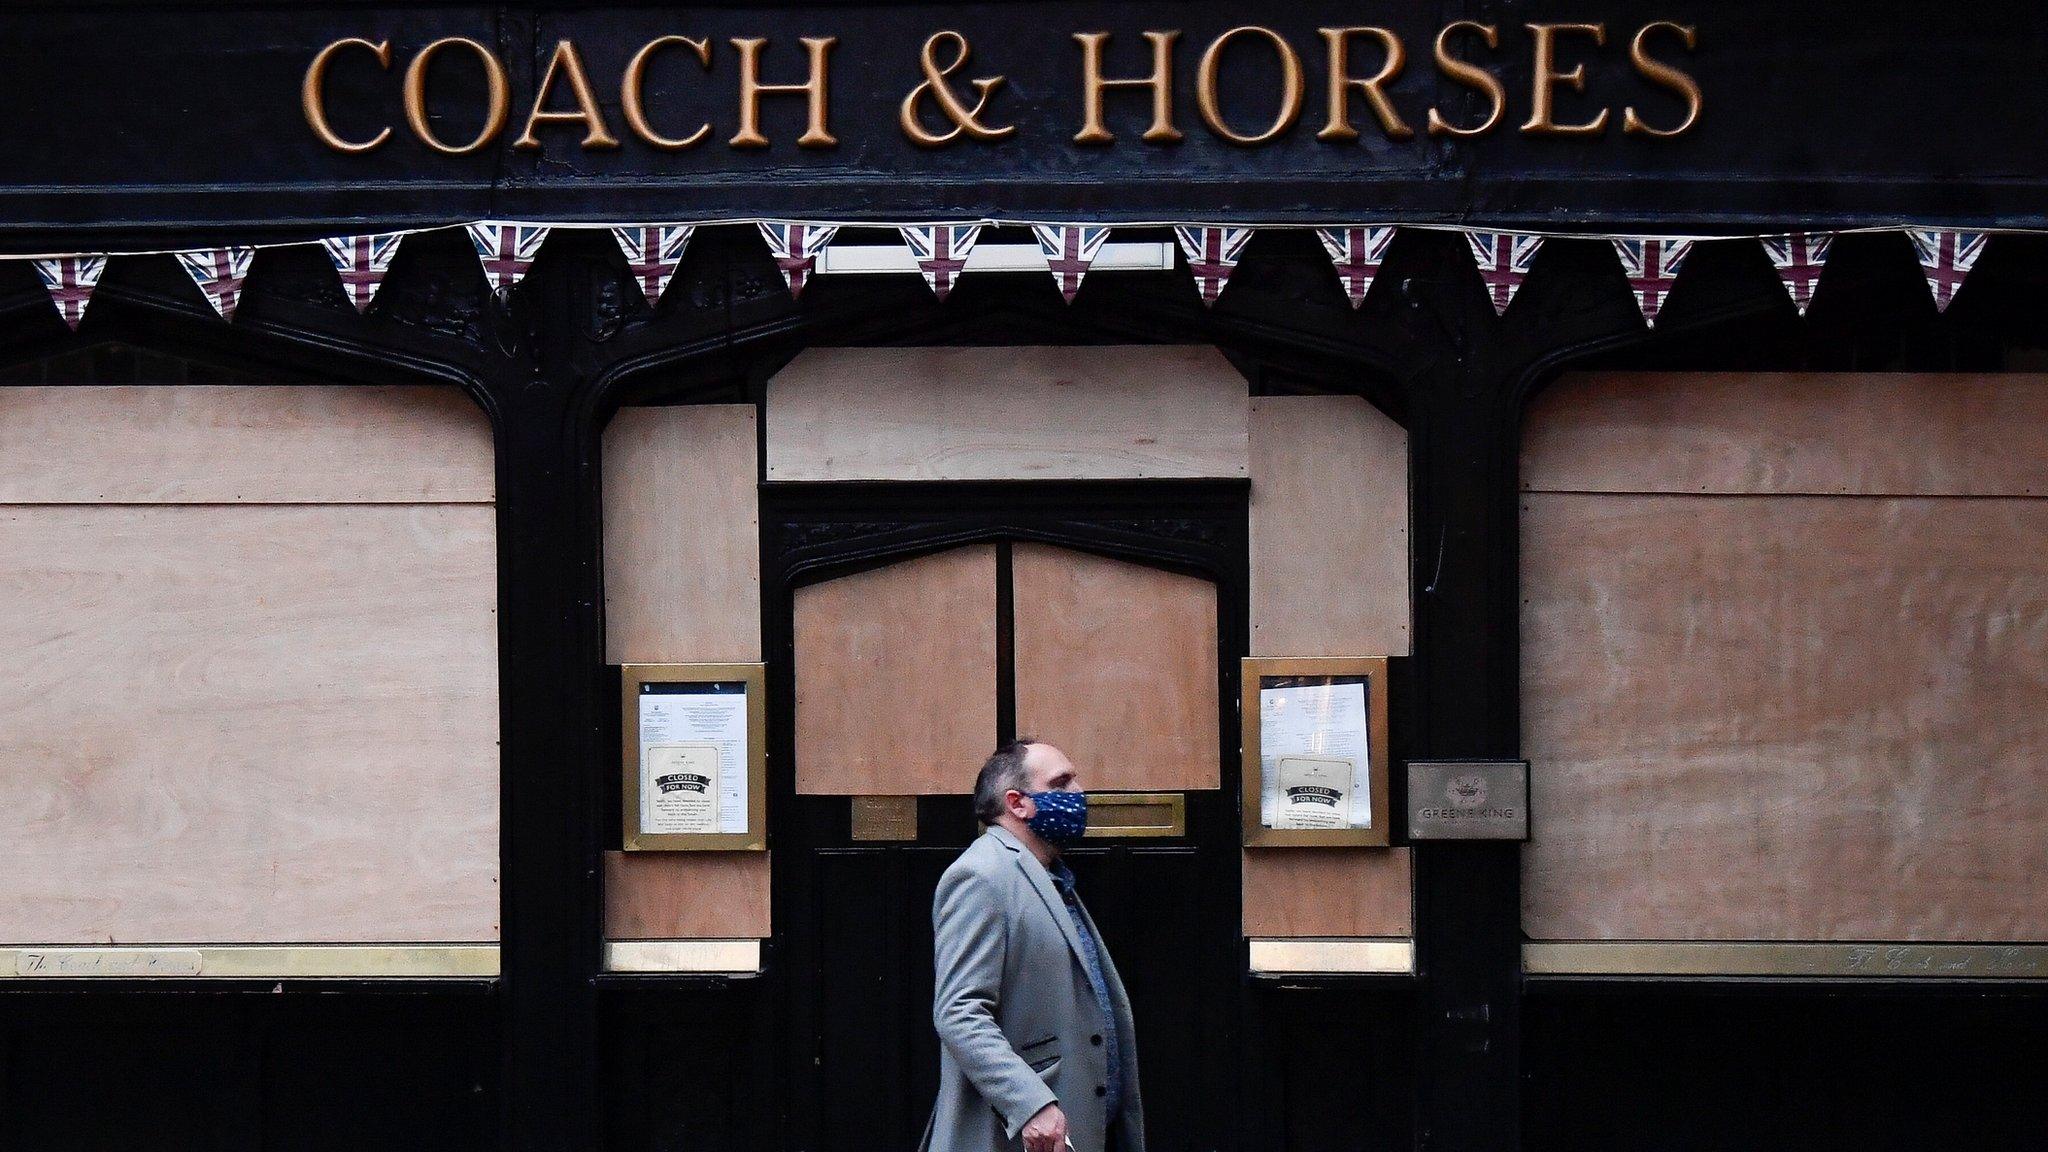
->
[1522,373,2048,942]
[765,345,1249,482]
[0,385,499,946]
[793,544,1000,795]
[601,403,768,940]
[1243,394,1413,939]
[1012,543,1220,791]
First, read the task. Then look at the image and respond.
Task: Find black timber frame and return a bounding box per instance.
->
[2,223,2048,1151]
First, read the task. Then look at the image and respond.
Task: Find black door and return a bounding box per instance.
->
[763,481,1248,1152]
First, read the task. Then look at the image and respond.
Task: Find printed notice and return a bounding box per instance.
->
[1274,754,1354,829]
[1259,679,1373,830]
[643,742,721,834]
[639,684,749,836]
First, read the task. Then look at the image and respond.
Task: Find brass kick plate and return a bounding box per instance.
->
[1083,793,1185,838]
[851,795,919,841]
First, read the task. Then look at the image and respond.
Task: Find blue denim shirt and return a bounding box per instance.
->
[1047,859,1123,1119]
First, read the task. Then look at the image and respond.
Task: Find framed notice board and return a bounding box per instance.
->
[1240,656,1391,847]
[621,663,768,851]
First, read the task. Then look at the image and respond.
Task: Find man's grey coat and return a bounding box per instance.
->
[918,824,1146,1152]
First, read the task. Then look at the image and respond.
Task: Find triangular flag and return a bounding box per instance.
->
[176,248,256,320]
[899,224,984,300]
[1466,233,1542,315]
[610,225,695,305]
[319,233,404,311]
[1317,226,1396,309]
[31,256,106,330]
[1760,233,1834,316]
[1174,226,1254,306]
[1611,237,1695,327]
[757,223,840,299]
[1908,229,1988,313]
[466,223,551,293]
[1031,225,1111,303]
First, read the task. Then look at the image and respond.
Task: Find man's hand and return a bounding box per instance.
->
[1020,1102,1069,1152]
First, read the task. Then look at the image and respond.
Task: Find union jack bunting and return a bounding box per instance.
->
[610,225,695,305]
[465,223,551,293]
[1174,226,1253,306]
[31,256,106,329]
[757,222,840,299]
[1908,229,1988,313]
[1466,232,1542,315]
[176,247,255,320]
[899,224,983,300]
[1317,226,1397,309]
[1611,237,1695,327]
[319,233,404,312]
[1759,232,1834,316]
[1031,225,1111,303]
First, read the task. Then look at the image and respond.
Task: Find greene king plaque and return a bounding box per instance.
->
[1406,760,1530,841]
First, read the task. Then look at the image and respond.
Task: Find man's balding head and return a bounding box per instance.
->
[972,739,1079,824]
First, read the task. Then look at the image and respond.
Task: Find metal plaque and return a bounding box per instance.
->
[850,795,919,841]
[1084,793,1185,838]
[1405,760,1530,841]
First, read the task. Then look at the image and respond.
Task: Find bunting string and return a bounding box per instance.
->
[10,220,2031,329]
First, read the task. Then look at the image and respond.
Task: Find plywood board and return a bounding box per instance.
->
[0,504,501,944]
[765,345,1249,481]
[1524,373,2048,497]
[0,385,493,504]
[603,850,771,940]
[603,405,761,664]
[794,544,998,795]
[1248,395,1410,656]
[1012,543,1220,791]
[1241,847,1413,938]
[1521,492,2048,942]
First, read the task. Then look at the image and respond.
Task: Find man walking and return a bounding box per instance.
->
[919,739,1146,1152]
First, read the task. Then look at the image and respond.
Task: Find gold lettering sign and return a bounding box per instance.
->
[304,22,1702,155]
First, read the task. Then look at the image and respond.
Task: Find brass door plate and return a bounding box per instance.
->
[1084,792,1185,838]
[851,795,919,841]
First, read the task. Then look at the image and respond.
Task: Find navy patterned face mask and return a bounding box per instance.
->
[1024,790,1089,844]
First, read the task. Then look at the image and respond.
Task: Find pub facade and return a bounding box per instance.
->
[2,3,2045,1150]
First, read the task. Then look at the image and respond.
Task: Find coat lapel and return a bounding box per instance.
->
[986,825,1091,971]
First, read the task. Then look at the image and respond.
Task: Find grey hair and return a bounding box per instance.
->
[972,738,1039,824]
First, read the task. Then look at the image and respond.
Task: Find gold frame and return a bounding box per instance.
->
[1240,656,1392,847]
[621,663,768,851]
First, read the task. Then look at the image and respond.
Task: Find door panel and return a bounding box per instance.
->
[1012,543,1222,791]
[793,544,999,795]
[1065,844,1229,1152]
